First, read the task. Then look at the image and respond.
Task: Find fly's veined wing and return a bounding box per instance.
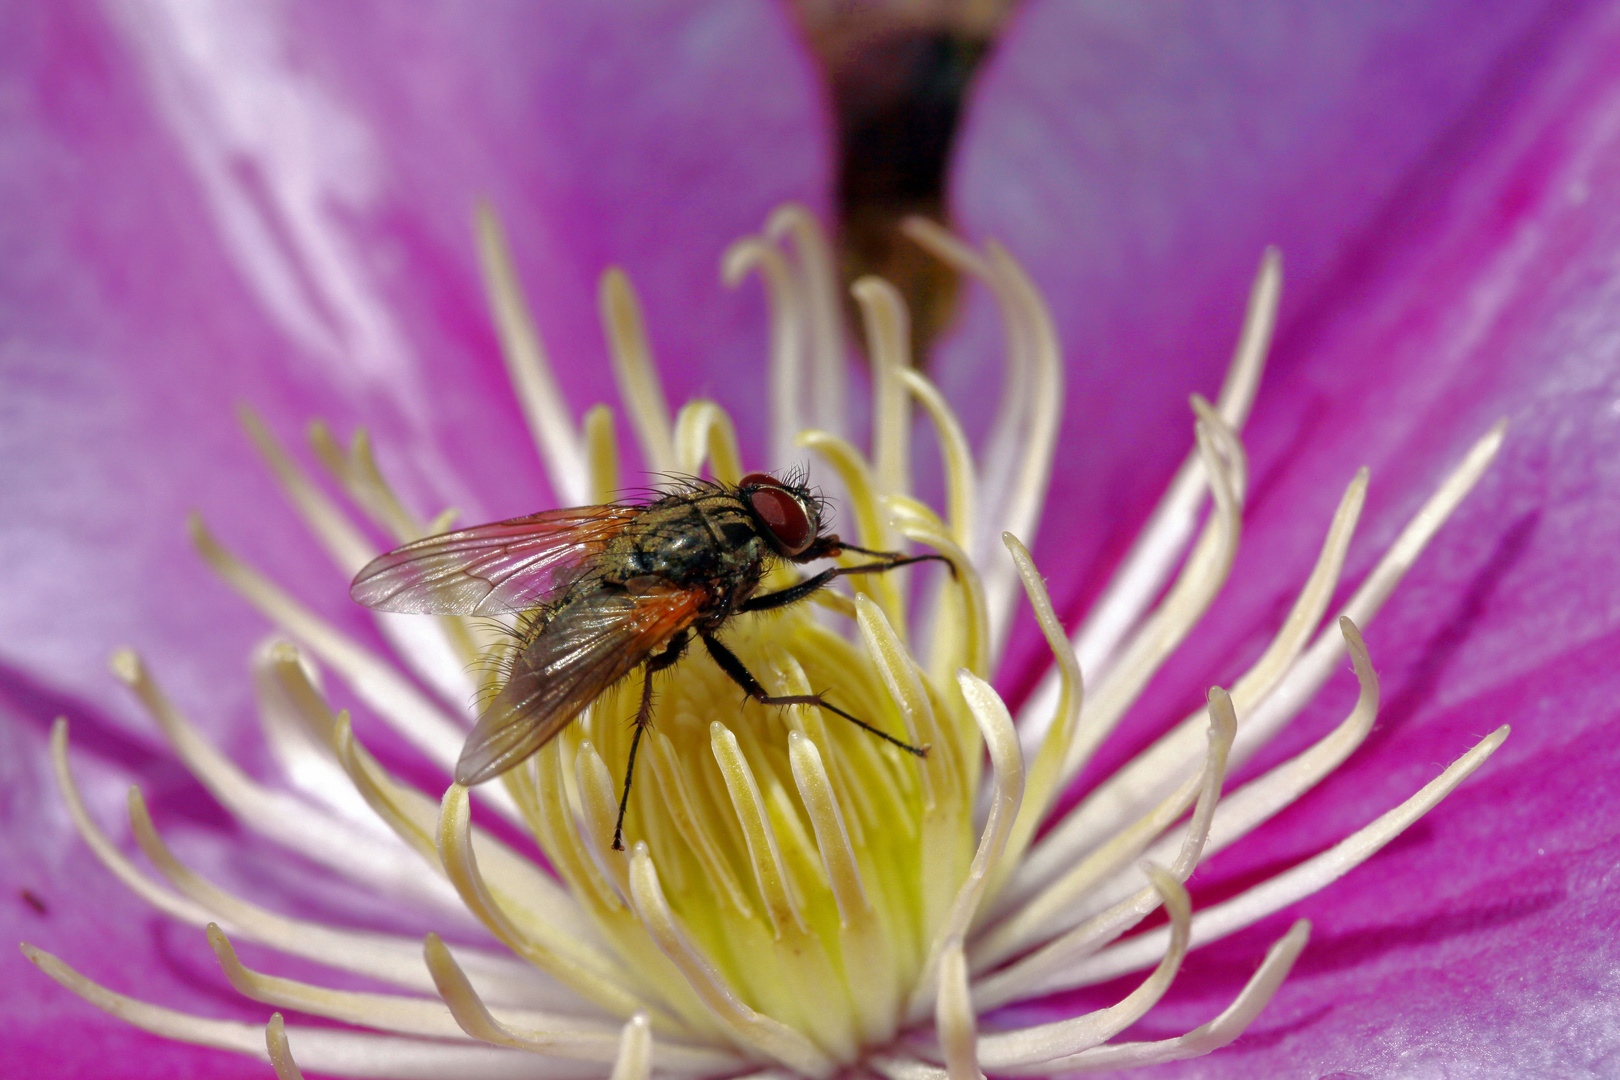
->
[455,586,708,785]
[350,506,640,615]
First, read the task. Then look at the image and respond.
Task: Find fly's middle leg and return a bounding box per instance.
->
[700,633,929,758]
[612,631,688,851]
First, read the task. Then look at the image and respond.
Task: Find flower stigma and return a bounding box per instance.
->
[23,203,1510,1079]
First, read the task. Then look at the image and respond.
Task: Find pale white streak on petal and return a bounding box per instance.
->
[111,647,460,914]
[852,276,912,498]
[307,421,426,543]
[1063,248,1278,692]
[476,201,589,506]
[724,238,805,469]
[600,268,676,475]
[24,944,595,1080]
[1055,416,1243,789]
[973,690,1232,990]
[984,534,1080,902]
[121,782,548,1006]
[646,731,754,918]
[972,695,1233,1006]
[906,673,1023,1023]
[899,368,976,553]
[1032,470,1368,886]
[976,868,1191,1073]
[1228,421,1507,772]
[767,205,847,438]
[189,514,528,819]
[209,923,473,1040]
[936,942,985,1080]
[584,404,621,506]
[710,723,808,937]
[1073,728,1509,986]
[266,1014,306,1080]
[436,784,651,1018]
[978,243,1062,656]
[1039,921,1310,1073]
[610,1013,654,1080]
[626,843,838,1078]
[673,400,745,485]
[240,404,377,576]
[422,935,740,1074]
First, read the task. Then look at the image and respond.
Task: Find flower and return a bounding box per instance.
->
[0,2,1613,1080]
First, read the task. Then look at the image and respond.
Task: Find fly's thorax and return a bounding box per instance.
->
[601,489,773,597]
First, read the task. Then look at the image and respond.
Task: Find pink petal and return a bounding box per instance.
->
[0,2,829,1075]
[955,1,1620,1073]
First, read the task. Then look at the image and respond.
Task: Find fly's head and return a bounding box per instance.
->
[737,471,831,561]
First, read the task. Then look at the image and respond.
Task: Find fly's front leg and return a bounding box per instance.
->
[739,550,955,616]
[700,633,928,757]
[612,631,688,851]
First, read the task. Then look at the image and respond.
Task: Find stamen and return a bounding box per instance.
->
[787,731,871,922]
[984,534,1081,899]
[851,276,912,498]
[673,400,744,483]
[111,647,448,908]
[645,731,755,918]
[584,404,621,505]
[1071,726,1509,986]
[573,740,634,896]
[935,941,984,1080]
[972,689,1232,986]
[975,866,1191,1072]
[307,422,426,543]
[475,200,589,505]
[610,1013,654,1080]
[209,923,475,1040]
[899,367,976,553]
[1065,248,1280,685]
[766,205,848,437]
[626,843,837,1078]
[1008,466,1368,908]
[710,723,808,937]
[1033,920,1309,1073]
[265,1014,305,1080]
[1059,417,1244,783]
[435,783,649,1017]
[189,513,480,786]
[906,672,1023,1021]
[600,267,676,475]
[724,238,806,469]
[239,404,376,575]
[854,594,952,809]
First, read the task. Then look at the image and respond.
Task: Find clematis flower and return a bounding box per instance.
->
[2,4,1615,1080]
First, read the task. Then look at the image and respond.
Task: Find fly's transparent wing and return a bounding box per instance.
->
[350,506,639,615]
[454,586,706,785]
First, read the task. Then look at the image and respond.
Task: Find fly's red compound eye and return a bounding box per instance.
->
[742,473,816,556]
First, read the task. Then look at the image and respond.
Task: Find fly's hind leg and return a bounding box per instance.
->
[612,631,689,851]
[700,633,929,758]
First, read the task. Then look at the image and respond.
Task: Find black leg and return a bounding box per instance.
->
[700,633,928,758]
[612,632,688,851]
[739,551,954,615]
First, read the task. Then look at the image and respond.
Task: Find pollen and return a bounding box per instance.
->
[23,203,1508,1079]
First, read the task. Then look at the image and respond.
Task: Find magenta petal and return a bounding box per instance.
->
[0,2,828,1076]
[955,1,1620,1075]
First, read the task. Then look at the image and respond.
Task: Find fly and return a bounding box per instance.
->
[350,472,945,849]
